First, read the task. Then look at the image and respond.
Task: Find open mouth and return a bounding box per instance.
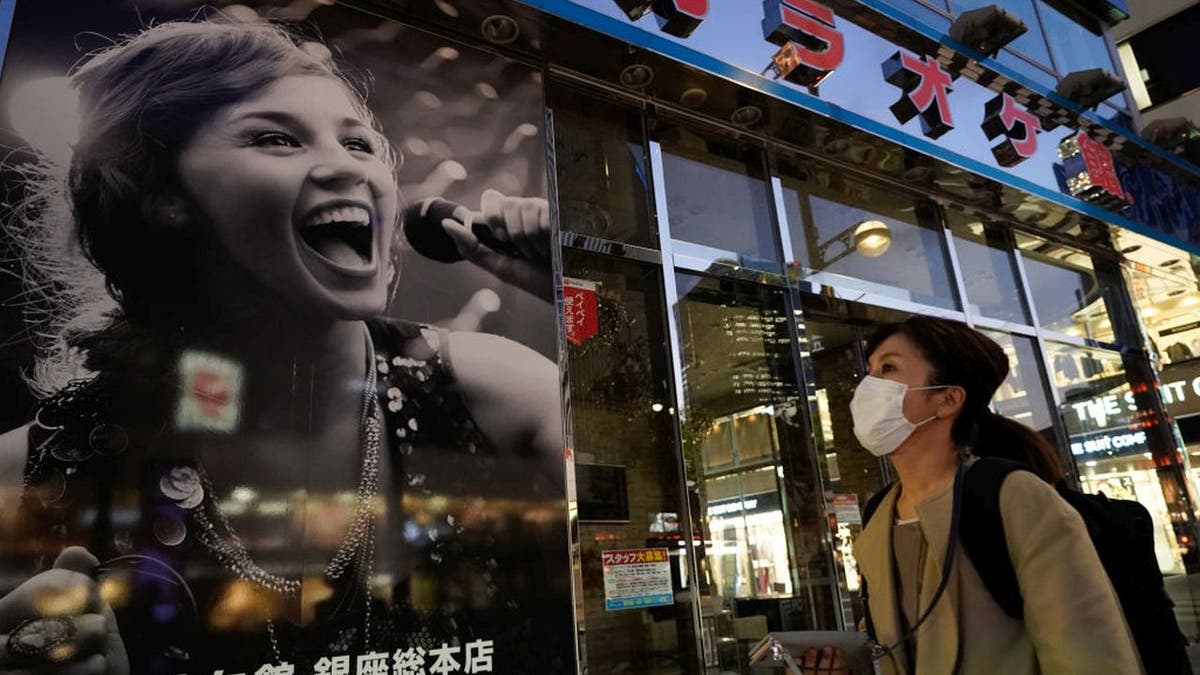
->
[299,205,374,269]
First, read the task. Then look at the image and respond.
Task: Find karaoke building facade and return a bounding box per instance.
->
[3,0,1200,672]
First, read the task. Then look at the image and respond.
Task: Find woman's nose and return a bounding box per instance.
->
[309,150,368,188]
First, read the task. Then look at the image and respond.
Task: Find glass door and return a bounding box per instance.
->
[670,273,838,674]
[792,292,913,628]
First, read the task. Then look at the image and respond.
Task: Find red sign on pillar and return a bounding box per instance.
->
[762,0,844,87]
[1059,132,1130,209]
[563,278,600,346]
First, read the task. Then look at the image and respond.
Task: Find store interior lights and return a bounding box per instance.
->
[853,220,892,257]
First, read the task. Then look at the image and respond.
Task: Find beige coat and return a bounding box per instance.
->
[854,470,1144,674]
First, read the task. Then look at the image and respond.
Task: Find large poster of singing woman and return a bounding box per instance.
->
[0,1,573,673]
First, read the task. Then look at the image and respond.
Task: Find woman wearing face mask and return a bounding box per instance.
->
[0,17,568,675]
[800,316,1142,675]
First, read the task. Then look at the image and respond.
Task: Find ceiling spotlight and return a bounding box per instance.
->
[854,220,892,257]
[679,87,708,108]
[948,5,1027,57]
[619,63,655,89]
[481,14,520,44]
[731,105,764,127]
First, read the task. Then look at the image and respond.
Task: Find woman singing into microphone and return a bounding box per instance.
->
[0,16,568,675]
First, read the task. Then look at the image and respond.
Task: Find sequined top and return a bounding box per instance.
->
[11,320,572,674]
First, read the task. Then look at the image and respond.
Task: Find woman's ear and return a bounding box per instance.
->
[938,385,967,418]
[141,193,192,229]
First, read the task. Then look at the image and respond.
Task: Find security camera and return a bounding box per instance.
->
[1055,68,1126,110]
[948,5,1027,57]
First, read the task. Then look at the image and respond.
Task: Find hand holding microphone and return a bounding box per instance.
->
[404,189,552,302]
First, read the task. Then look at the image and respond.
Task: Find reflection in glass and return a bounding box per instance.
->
[982,330,1055,439]
[562,250,701,673]
[549,84,655,246]
[949,0,1051,63]
[658,126,781,273]
[995,49,1059,89]
[674,273,835,670]
[1015,232,1110,339]
[1037,1,1126,108]
[797,304,902,629]
[946,213,1030,323]
[881,0,952,30]
[1045,341,1188,575]
[779,160,958,309]
[1116,235,1200,366]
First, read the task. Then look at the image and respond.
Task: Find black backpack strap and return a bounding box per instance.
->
[959,457,1031,620]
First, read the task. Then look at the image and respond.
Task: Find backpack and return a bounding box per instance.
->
[862,458,1192,675]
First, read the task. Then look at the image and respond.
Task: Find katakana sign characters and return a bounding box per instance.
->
[612,0,707,37]
[981,93,1041,167]
[883,51,956,139]
[762,0,844,87]
[562,278,599,345]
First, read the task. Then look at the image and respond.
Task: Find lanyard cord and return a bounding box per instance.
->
[862,458,966,665]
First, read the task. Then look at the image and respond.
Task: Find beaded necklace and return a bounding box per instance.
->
[158,325,383,660]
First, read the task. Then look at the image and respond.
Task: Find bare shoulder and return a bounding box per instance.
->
[442,331,561,460]
[444,331,556,392]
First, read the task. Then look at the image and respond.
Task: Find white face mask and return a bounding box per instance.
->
[850,375,949,457]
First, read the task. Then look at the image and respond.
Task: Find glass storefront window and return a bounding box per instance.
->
[949,0,1051,64]
[995,50,1060,90]
[982,330,1056,441]
[549,84,655,247]
[673,273,836,670]
[658,126,782,273]
[778,158,959,310]
[562,250,702,673]
[1046,340,1189,576]
[1037,1,1127,108]
[1036,1,1113,74]
[946,213,1031,324]
[1116,231,1200,366]
[1014,232,1112,340]
[883,0,953,30]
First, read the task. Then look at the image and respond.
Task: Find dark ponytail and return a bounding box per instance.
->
[973,409,1066,483]
[866,316,1066,483]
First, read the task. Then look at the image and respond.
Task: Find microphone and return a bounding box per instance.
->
[403,197,523,263]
